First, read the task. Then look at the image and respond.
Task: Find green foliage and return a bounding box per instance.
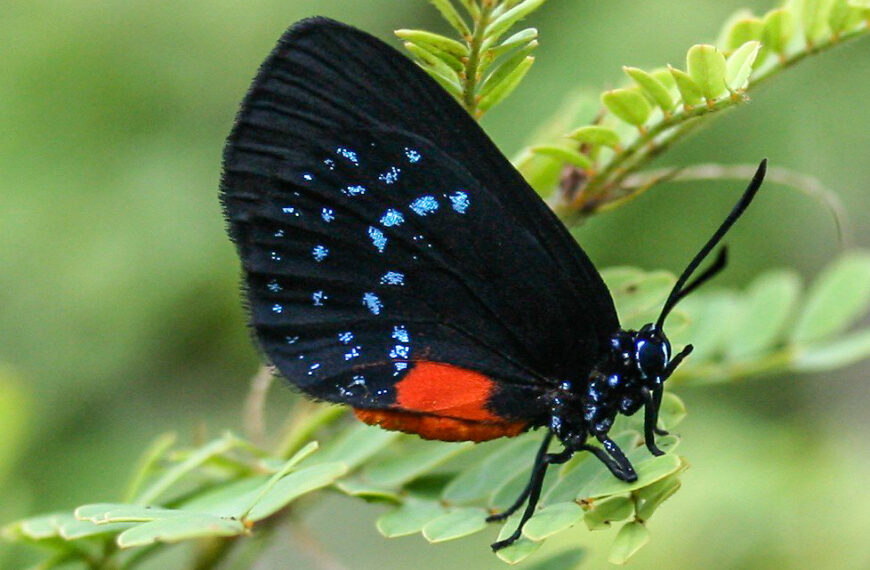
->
[398,0,547,117]
[5,0,870,568]
[9,251,870,566]
[519,0,870,221]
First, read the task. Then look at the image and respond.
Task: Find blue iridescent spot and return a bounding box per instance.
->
[350,375,366,386]
[338,331,354,344]
[380,271,405,286]
[404,148,421,163]
[392,325,410,343]
[344,346,361,360]
[312,244,329,262]
[342,185,366,197]
[393,362,409,376]
[271,304,283,314]
[302,173,314,181]
[270,251,282,262]
[282,206,300,216]
[378,166,401,184]
[379,209,404,227]
[285,335,299,345]
[448,191,470,214]
[368,226,387,253]
[307,363,321,376]
[389,344,410,359]
[336,146,359,165]
[321,208,335,223]
[362,292,383,315]
[312,290,327,306]
[267,280,282,293]
[273,229,284,238]
[323,158,335,170]
[409,195,439,216]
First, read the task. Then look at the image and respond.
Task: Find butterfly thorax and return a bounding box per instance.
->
[547,324,671,450]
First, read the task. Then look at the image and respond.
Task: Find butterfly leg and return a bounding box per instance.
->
[583,436,637,482]
[642,388,665,456]
[489,442,573,551]
[652,387,668,436]
[486,431,553,524]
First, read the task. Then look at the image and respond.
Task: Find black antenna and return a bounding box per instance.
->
[655,159,767,330]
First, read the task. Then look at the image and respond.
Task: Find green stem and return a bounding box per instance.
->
[462,2,495,116]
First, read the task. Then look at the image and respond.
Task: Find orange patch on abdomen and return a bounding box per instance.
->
[353,361,528,442]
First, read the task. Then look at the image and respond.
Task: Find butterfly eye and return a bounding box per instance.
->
[636,338,668,376]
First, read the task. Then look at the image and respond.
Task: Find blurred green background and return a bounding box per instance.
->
[2,1,868,568]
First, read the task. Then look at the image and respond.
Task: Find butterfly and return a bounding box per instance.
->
[220,17,767,550]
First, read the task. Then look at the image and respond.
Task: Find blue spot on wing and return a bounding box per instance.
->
[380,209,404,227]
[409,195,439,216]
[368,227,387,252]
[362,292,383,315]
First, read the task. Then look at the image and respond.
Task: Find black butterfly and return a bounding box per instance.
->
[220,17,766,550]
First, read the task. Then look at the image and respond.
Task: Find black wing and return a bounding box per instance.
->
[220,18,618,421]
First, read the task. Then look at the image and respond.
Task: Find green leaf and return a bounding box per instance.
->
[443,436,540,504]
[725,41,761,90]
[75,504,183,524]
[581,454,682,499]
[608,521,651,564]
[135,434,238,505]
[522,502,584,540]
[116,513,245,548]
[727,270,802,359]
[495,514,542,564]
[687,45,728,100]
[668,66,704,108]
[791,251,870,344]
[486,0,548,42]
[478,41,539,100]
[657,392,687,429]
[623,67,675,112]
[566,125,622,149]
[650,68,677,90]
[724,17,765,51]
[488,28,538,57]
[179,476,269,517]
[376,499,447,537]
[363,440,472,487]
[793,328,870,371]
[9,513,64,540]
[601,88,652,126]
[307,423,399,470]
[58,520,133,540]
[239,441,320,519]
[478,56,535,114]
[530,144,593,169]
[335,479,402,502]
[829,0,864,32]
[636,473,682,521]
[801,0,835,43]
[584,495,634,530]
[123,432,176,503]
[394,29,468,58]
[427,0,471,37]
[421,508,488,542]
[247,462,347,521]
[762,9,795,54]
[404,42,462,81]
